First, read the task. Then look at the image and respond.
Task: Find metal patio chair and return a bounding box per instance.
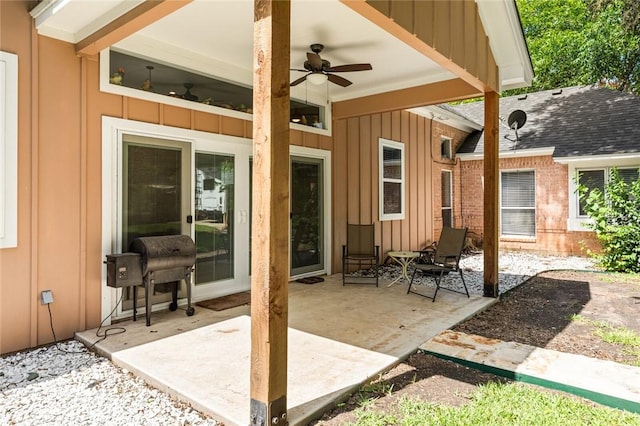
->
[342,224,380,286]
[407,226,470,301]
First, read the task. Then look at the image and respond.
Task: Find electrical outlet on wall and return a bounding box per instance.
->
[41,290,54,305]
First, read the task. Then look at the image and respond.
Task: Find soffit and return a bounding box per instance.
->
[31,0,532,103]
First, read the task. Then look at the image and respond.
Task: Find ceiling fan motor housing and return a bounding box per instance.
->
[304,59,331,72]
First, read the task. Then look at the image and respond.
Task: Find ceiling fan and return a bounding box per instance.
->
[290,43,372,87]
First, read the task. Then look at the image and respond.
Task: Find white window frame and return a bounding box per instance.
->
[441,170,453,227]
[1,51,18,249]
[441,136,452,160]
[100,49,331,137]
[575,168,606,218]
[379,138,405,221]
[563,156,640,231]
[500,169,536,238]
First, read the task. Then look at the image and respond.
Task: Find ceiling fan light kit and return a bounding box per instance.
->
[306,73,328,85]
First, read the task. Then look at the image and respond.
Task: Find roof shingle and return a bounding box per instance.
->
[450,86,640,158]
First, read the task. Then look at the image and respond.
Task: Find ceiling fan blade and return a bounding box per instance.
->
[327,63,373,73]
[327,73,352,87]
[290,74,309,86]
[306,52,323,70]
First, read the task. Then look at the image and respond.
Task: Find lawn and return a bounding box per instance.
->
[349,381,640,426]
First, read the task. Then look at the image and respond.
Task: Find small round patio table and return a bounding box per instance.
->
[387,251,420,287]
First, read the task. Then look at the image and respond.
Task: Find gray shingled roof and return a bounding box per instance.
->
[449,86,640,158]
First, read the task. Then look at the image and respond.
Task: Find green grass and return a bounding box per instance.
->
[597,273,640,286]
[347,382,640,425]
[570,315,640,366]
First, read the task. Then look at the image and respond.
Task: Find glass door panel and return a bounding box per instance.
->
[121,137,190,311]
[195,153,234,284]
[291,157,324,276]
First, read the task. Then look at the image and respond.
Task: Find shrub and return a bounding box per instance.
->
[577,168,640,273]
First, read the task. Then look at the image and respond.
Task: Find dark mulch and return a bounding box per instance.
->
[311,270,640,425]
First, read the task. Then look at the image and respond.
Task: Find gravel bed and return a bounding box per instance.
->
[358,250,596,295]
[1,341,218,425]
[1,251,595,425]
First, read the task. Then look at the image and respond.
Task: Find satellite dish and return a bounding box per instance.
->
[507,109,527,130]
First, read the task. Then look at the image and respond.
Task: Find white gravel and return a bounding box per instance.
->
[1,341,218,425]
[1,251,595,425]
[369,250,596,295]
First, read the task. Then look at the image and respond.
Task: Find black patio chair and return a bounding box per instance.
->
[407,226,470,301]
[342,224,380,286]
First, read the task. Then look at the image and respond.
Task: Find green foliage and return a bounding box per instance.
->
[584,0,640,94]
[588,0,640,34]
[577,168,640,272]
[507,0,640,96]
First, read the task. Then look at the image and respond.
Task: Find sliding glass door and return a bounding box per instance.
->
[290,156,324,276]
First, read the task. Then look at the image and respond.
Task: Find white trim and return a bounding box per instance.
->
[567,161,640,231]
[289,145,332,279]
[0,51,18,249]
[556,152,640,165]
[31,0,142,43]
[101,117,255,322]
[441,136,453,160]
[476,0,534,90]
[379,138,405,221]
[441,169,453,226]
[457,147,555,161]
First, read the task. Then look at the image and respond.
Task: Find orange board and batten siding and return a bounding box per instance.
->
[0,6,331,354]
[332,110,468,272]
[348,0,498,92]
[1,1,479,355]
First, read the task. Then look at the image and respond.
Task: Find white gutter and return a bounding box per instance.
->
[457,146,555,161]
[555,152,640,164]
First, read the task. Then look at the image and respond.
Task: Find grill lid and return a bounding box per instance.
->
[129,235,196,276]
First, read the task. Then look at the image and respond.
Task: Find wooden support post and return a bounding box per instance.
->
[250,1,290,425]
[483,90,499,297]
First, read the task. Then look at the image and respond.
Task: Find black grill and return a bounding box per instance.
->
[106,235,196,326]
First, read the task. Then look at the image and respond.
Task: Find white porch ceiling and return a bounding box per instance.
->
[31,0,533,103]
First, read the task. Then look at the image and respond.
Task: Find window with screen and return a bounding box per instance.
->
[618,168,640,185]
[501,170,536,237]
[577,167,639,216]
[441,170,453,227]
[577,169,605,216]
[379,139,405,221]
[441,137,452,160]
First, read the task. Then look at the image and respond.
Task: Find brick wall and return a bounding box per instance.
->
[431,121,467,241]
[459,155,599,256]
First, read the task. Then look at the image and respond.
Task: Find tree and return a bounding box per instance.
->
[585,0,640,94]
[588,0,640,34]
[509,0,640,96]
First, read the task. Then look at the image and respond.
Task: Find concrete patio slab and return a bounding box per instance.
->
[112,315,397,425]
[77,274,496,425]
